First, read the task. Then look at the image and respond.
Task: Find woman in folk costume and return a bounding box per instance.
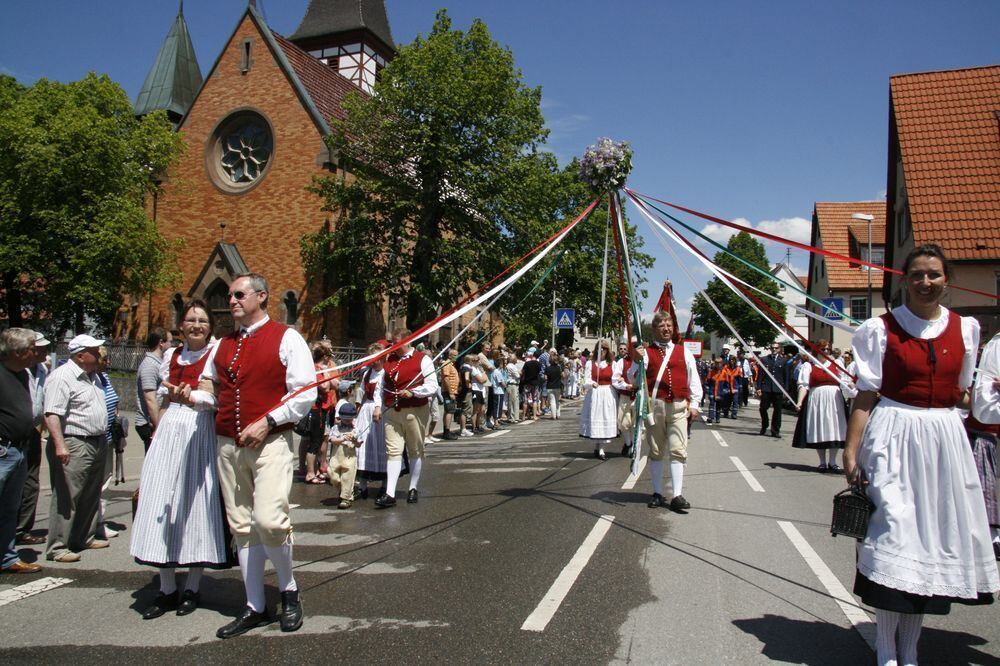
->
[970,332,1000,560]
[613,341,637,457]
[131,299,229,619]
[792,338,849,471]
[355,341,388,499]
[845,245,999,666]
[580,339,618,460]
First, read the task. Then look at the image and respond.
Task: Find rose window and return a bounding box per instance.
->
[221,124,272,183]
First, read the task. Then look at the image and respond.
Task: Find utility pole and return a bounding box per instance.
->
[852,213,875,318]
[551,289,556,348]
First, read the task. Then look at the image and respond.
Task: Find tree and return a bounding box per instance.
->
[0,73,183,333]
[304,10,550,329]
[691,231,786,347]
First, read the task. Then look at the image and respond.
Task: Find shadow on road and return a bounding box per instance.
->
[764,461,826,474]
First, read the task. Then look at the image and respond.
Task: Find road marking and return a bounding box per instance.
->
[434,456,566,465]
[711,430,728,447]
[0,576,73,607]
[518,419,538,427]
[777,521,875,651]
[729,456,765,492]
[454,467,553,474]
[621,455,648,490]
[484,429,510,438]
[289,503,300,509]
[521,515,616,632]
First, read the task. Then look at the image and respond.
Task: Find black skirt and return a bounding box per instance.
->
[854,571,994,615]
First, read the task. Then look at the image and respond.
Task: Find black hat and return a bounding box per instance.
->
[337,403,358,420]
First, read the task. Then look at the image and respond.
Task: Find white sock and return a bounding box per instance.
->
[828,448,840,466]
[817,449,828,465]
[875,609,901,666]
[158,568,177,595]
[649,460,664,495]
[386,459,403,497]
[409,456,423,490]
[897,613,923,666]
[237,544,267,612]
[263,543,298,593]
[185,567,204,593]
[670,461,685,497]
[599,439,608,454]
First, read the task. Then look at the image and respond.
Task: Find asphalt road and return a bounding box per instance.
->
[2,399,998,664]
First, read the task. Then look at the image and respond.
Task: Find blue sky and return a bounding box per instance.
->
[2,1,998,324]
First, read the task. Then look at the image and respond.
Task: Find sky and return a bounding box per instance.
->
[2,0,998,327]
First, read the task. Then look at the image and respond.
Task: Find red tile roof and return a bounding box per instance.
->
[890,65,1000,260]
[273,32,360,128]
[813,201,886,290]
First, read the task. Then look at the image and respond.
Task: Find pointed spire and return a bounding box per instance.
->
[290,0,394,50]
[135,7,203,124]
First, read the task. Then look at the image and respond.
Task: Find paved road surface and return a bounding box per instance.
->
[2,399,997,664]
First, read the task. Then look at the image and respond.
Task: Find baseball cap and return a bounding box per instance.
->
[67,334,105,354]
[34,331,51,347]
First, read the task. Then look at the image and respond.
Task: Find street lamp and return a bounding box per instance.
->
[852,213,875,318]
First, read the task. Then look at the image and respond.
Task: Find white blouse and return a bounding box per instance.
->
[972,333,1000,424]
[158,343,217,411]
[850,305,980,393]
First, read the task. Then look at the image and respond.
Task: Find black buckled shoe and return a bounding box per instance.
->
[647,493,665,508]
[216,606,273,639]
[142,591,178,620]
[279,590,304,632]
[374,492,397,508]
[176,589,199,616]
[407,488,419,504]
[669,495,691,513]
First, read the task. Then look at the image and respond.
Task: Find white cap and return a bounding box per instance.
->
[34,331,51,347]
[530,340,540,346]
[67,334,105,354]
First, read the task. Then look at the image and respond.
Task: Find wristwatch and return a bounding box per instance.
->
[265,415,277,430]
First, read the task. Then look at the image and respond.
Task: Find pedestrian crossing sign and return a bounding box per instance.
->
[555,308,575,329]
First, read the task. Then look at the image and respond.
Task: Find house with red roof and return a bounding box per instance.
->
[883,65,1000,339]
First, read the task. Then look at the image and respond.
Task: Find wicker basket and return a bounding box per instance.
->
[830,486,873,539]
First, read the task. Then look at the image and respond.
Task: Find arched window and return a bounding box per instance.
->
[283,291,298,325]
[204,278,233,336]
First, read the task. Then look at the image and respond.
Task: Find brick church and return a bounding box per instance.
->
[122,0,396,342]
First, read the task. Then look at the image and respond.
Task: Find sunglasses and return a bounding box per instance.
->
[228,289,260,301]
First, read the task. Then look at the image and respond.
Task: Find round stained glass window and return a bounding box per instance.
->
[207,110,274,194]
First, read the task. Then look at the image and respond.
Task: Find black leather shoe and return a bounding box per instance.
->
[669,495,691,512]
[595,449,607,461]
[279,590,303,632]
[360,487,370,500]
[647,493,665,508]
[407,488,418,503]
[993,541,1000,561]
[621,444,634,458]
[374,492,397,508]
[176,589,199,616]
[216,607,272,639]
[142,591,178,620]
[759,428,766,436]
[771,431,780,438]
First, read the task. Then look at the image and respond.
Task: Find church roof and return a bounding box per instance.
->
[289,0,394,49]
[135,3,203,120]
[274,32,358,128]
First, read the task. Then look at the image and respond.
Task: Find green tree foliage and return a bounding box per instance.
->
[691,231,786,347]
[0,73,183,333]
[302,10,650,338]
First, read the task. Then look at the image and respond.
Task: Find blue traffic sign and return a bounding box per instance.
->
[821,298,844,320]
[555,308,575,329]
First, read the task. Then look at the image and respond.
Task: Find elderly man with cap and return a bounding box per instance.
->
[375,328,439,508]
[43,333,110,562]
[630,310,703,511]
[15,331,51,546]
[0,328,45,573]
[197,272,316,637]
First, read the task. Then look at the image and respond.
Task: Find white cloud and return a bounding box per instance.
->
[756,217,811,244]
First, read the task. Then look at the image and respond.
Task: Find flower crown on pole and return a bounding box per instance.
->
[579,137,633,194]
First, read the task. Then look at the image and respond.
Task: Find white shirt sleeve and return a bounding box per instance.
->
[627,351,647,386]
[685,349,703,406]
[584,361,596,386]
[797,362,812,389]
[959,316,981,391]
[973,334,1000,424]
[269,328,318,426]
[199,343,220,383]
[410,354,440,398]
[157,348,175,403]
[851,316,886,393]
[612,359,630,391]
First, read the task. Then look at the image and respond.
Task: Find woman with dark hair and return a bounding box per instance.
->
[845,244,999,666]
[792,339,848,471]
[302,341,335,484]
[580,340,618,459]
[131,299,229,619]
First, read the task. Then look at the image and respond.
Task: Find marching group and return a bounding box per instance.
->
[1,243,999,664]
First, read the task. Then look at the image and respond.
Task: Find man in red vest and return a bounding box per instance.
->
[630,310,703,511]
[376,328,439,508]
[198,273,316,638]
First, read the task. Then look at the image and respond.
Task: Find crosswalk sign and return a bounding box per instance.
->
[555,308,575,329]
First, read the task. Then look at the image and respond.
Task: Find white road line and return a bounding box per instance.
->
[434,457,566,465]
[518,419,538,427]
[521,515,616,632]
[729,456,765,492]
[0,576,73,607]
[777,521,876,651]
[621,455,648,490]
[454,467,553,474]
[711,430,729,447]
[484,429,510,438]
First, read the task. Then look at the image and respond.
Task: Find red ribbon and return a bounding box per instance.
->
[608,195,635,347]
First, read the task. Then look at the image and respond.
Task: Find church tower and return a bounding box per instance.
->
[289,0,395,94]
[134,1,203,125]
